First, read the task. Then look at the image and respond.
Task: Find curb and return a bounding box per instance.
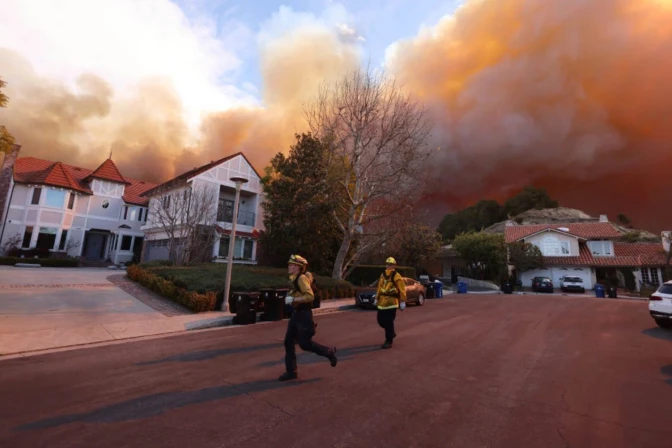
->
[185,303,358,331]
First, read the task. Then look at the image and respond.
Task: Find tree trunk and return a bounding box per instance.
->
[332,234,351,280]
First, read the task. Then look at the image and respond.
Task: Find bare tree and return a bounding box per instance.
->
[305,68,432,279]
[146,183,219,266]
[1,233,22,256]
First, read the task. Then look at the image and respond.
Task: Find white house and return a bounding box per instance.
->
[140,152,265,264]
[506,217,669,292]
[0,147,157,265]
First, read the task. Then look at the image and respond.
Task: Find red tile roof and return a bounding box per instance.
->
[215,225,259,239]
[13,157,156,206]
[85,158,130,185]
[505,222,622,243]
[541,243,667,267]
[141,152,261,197]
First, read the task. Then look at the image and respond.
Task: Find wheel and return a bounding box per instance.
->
[655,319,672,329]
[417,294,425,306]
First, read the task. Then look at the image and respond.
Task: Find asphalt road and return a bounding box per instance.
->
[2,295,672,448]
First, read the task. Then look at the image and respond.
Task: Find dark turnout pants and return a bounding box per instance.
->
[377,308,397,343]
[284,308,332,373]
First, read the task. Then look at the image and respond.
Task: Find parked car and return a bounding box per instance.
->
[532,276,554,293]
[649,281,672,329]
[561,276,586,293]
[355,277,427,309]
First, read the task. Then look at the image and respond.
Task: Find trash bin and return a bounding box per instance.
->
[232,292,259,325]
[260,289,284,321]
[594,284,605,298]
[433,281,443,298]
[607,286,618,299]
[423,282,435,299]
[276,288,292,319]
[457,281,468,294]
[500,281,513,294]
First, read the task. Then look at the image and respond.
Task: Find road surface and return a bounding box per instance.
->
[2,295,672,447]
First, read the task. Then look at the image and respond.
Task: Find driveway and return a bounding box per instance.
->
[0,267,169,353]
[1,295,671,447]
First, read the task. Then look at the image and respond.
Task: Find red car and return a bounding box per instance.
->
[355,277,427,309]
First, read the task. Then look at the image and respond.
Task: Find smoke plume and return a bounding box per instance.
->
[389,0,672,231]
[2,0,672,232]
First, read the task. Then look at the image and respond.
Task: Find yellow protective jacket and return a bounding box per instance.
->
[288,272,314,308]
[375,270,406,310]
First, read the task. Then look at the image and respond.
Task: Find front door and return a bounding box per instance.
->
[84,233,105,260]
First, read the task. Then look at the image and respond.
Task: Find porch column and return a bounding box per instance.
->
[212,236,220,259]
[633,268,642,293]
[78,230,86,257]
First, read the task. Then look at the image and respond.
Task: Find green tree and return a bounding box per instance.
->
[508,241,544,277]
[503,186,558,217]
[452,232,507,281]
[438,199,504,242]
[259,133,342,275]
[0,77,15,155]
[391,223,442,267]
[617,213,632,227]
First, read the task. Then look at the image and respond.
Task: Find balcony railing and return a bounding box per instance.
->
[216,209,256,226]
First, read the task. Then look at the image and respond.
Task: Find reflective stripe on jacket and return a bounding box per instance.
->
[376,270,406,310]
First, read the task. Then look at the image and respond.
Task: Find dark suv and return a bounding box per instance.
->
[532,276,554,293]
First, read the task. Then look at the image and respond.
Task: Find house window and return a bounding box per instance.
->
[541,237,561,256]
[642,268,660,285]
[137,208,144,222]
[22,226,33,248]
[45,189,66,208]
[120,235,133,251]
[588,240,614,256]
[31,187,42,205]
[123,206,128,220]
[36,227,58,250]
[162,195,171,209]
[58,230,69,251]
[561,241,570,255]
[217,199,234,222]
[67,192,76,210]
[218,237,254,259]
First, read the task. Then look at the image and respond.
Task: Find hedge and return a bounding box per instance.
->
[140,263,356,300]
[127,265,216,312]
[346,265,417,286]
[0,257,80,267]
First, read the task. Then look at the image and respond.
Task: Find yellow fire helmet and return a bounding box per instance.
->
[288,254,308,268]
[385,257,397,265]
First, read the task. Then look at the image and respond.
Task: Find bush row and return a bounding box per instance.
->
[346,265,417,286]
[127,265,216,312]
[0,257,79,267]
[140,263,356,299]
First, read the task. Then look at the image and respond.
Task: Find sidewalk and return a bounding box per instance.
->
[0,299,357,359]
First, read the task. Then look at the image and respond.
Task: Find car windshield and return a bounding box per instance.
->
[565,277,582,282]
[536,278,551,282]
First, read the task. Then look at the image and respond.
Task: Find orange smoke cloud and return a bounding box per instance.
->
[0,26,358,183]
[390,0,672,232]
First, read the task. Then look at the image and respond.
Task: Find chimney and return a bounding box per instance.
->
[599,214,608,223]
[663,231,671,252]
[0,144,21,228]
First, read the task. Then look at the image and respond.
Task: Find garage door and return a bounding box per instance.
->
[551,267,592,289]
[144,240,170,262]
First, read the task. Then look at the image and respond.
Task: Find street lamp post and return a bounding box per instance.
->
[222,176,248,311]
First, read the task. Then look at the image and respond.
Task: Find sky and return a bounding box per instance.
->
[1,0,672,232]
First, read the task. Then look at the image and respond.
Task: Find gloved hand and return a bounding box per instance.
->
[285,295,294,305]
[373,297,378,306]
[399,302,406,311]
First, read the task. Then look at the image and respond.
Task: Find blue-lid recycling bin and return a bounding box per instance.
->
[433,281,443,298]
[594,284,605,298]
[457,281,468,294]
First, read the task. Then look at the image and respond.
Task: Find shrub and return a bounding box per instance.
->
[0,257,79,267]
[618,268,637,291]
[346,265,416,286]
[127,265,216,312]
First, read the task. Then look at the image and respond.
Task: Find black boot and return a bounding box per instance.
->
[328,347,338,367]
[381,341,392,349]
[278,371,298,381]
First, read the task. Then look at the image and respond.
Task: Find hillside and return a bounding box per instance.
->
[484,207,660,242]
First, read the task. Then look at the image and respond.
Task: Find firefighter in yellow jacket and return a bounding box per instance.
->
[375,257,407,349]
[279,254,338,381]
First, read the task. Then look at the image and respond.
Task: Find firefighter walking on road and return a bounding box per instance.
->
[279,254,337,381]
[374,257,407,349]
